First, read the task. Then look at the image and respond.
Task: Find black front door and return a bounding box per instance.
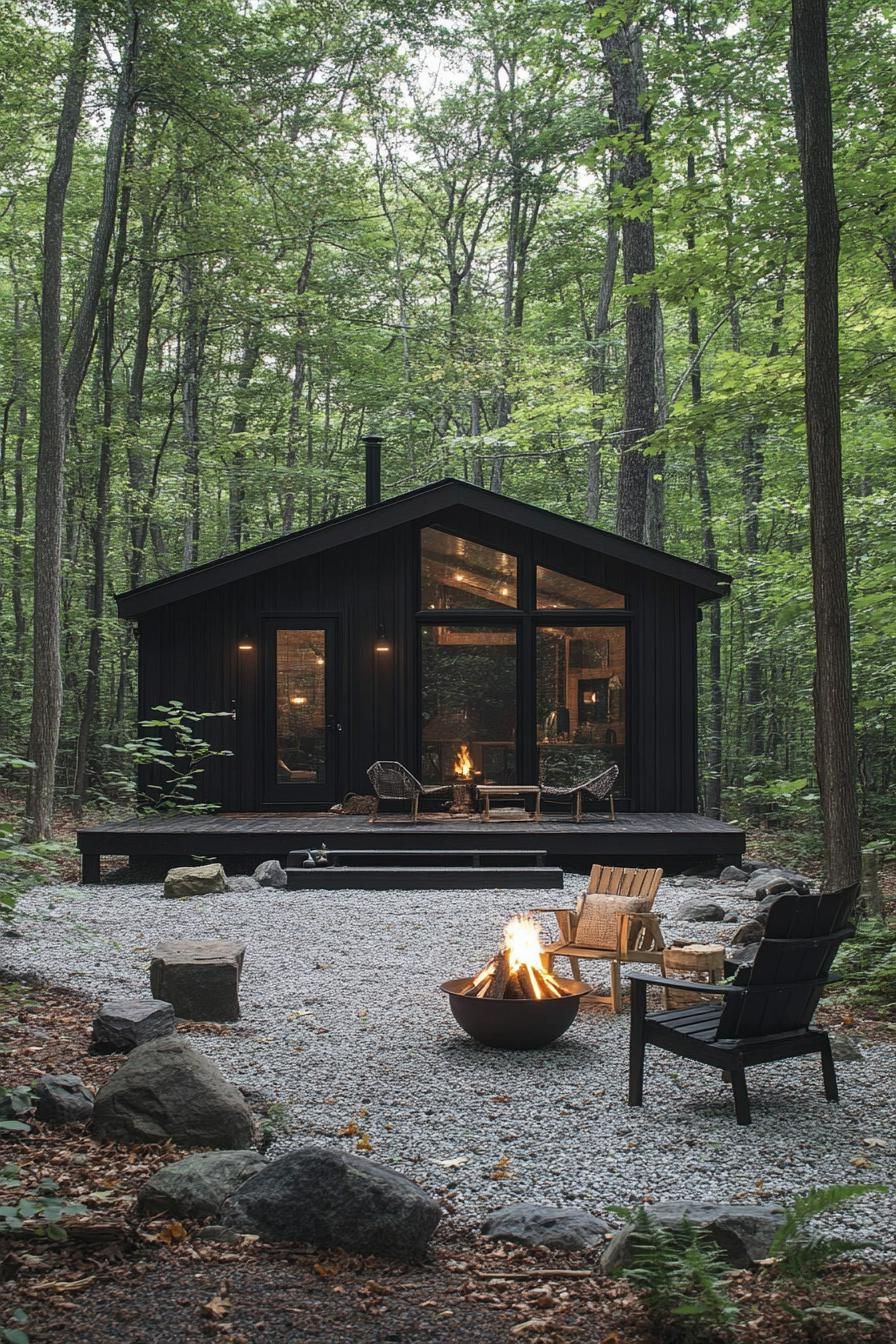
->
[263,619,339,805]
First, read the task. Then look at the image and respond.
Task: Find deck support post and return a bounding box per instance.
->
[81,852,101,884]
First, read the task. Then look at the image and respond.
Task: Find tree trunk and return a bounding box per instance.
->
[226,326,260,551]
[600,18,657,542]
[644,300,667,549]
[126,182,162,590]
[73,146,132,813]
[10,290,27,665]
[586,182,619,524]
[25,2,138,839]
[24,6,92,841]
[789,0,861,888]
[283,237,314,534]
[179,171,205,567]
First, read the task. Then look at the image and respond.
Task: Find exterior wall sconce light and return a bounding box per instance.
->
[374,623,391,654]
[237,633,255,651]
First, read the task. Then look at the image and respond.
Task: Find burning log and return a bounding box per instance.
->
[463,916,568,1001]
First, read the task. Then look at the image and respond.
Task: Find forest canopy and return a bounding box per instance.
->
[0,0,893,851]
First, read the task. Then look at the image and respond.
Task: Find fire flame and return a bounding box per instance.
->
[502,915,549,995]
[453,743,474,778]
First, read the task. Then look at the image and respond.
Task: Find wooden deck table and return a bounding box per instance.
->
[477,784,542,823]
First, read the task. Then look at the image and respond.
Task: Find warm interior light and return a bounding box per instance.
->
[290,693,307,706]
[454,571,465,582]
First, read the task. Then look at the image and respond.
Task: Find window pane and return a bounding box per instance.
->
[536,565,624,609]
[421,528,517,609]
[421,625,517,784]
[536,625,626,793]
[276,629,327,783]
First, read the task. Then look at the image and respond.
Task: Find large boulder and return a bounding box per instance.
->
[33,1074,94,1125]
[221,1146,441,1260]
[482,1204,610,1251]
[729,918,766,947]
[91,998,176,1054]
[744,868,811,898]
[601,1201,786,1271]
[678,900,726,922]
[137,1150,266,1221]
[92,1038,254,1149]
[164,863,227,900]
[253,860,287,889]
[719,866,748,883]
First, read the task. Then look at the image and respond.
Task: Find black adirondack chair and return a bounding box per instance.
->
[628,884,859,1125]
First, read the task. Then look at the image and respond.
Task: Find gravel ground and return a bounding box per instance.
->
[3,872,894,1249]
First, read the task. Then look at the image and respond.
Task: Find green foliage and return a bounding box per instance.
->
[780,1303,876,1343]
[0,761,74,922]
[259,1100,290,1151]
[1,1308,29,1344]
[0,1085,34,1133]
[100,702,233,815]
[611,1207,740,1343]
[832,920,896,1013]
[768,1183,888,1281]
[0,1164,87,1240]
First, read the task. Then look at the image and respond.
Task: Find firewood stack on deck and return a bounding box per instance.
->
[463,915,569,1000]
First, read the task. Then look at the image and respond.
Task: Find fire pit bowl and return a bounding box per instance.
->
[440,975,592,1049]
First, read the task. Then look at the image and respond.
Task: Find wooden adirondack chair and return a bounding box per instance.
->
[535,864,665,1013]
[627,884,859,1125]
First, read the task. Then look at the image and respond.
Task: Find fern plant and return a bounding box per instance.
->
[612,1207,740,1343]
[833,919,896,1012]
[769,1183,888,1280]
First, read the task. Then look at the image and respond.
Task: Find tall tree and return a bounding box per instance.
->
[597,8,657,542]
[25,2,139,840]
[788,0,861,887]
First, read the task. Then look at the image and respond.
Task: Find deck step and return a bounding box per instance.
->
[285,865,564,891]
[288,848,547,869]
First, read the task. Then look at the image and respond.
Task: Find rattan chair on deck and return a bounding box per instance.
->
[539,763,618,822]
[366,760,452,823]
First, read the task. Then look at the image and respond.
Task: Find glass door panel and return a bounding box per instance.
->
[420,624,518,784]
[265,622,336,803]
[536,624,626,791]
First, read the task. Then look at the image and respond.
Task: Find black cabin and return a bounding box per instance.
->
[116,452,731,819]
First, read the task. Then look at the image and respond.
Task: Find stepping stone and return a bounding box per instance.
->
[482,1203,610,1250]
[150,939,246,1022]
[91,998,176,1054]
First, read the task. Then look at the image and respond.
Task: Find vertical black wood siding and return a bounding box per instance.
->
[135,508,703,812]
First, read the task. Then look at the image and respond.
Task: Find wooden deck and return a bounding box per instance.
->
[77,811,745,882]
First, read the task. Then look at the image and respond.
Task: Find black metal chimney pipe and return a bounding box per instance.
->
[362,433,382,507]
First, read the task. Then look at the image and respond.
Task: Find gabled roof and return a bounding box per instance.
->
[116,477,731,617]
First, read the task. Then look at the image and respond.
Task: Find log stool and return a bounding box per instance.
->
[150,939,246,1022]
[661,942,726,1009]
